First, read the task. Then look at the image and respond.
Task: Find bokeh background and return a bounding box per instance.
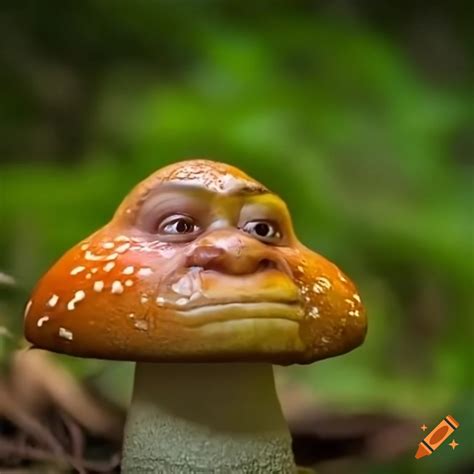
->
[0,2,472,473]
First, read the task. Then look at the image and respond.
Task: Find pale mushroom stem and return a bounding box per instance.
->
[122,362,296,473]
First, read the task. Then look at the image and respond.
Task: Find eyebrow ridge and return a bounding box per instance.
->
[148,182,270,197]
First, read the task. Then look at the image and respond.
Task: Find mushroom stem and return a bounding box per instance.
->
[122,362,295,473]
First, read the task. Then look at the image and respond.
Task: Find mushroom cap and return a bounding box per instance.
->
[24,159,367,364]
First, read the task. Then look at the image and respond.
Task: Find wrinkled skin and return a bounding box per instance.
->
[24,159,366,364]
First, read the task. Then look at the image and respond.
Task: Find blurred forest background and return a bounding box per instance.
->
[0,1,472,473]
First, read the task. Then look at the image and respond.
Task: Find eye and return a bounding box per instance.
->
[242,220,282,243]
[158,215,198,235]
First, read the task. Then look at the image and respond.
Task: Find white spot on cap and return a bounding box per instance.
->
[123,266,134,275]
[37,316,49,327]
[85,273,92,279]
[85,251,118,262]
[137,267,153,277]
[316,277,331,289]
[115,243,131,253]
[70,266,85,275]
[353,294,361,303]
[85,251,103,261]
[115,235,129,242]
[312,283,323,294]
[59,327,73,340]
[24,300,33,318]
[111,281,124,294]
[102,242,115,249]
[128,313,135,319]
[80,243,89,251]
[47,294,59,308]
[156,296,165,305]
[176,298,188,306]
[339,273,348,283]
[103,262,115,272]
[297,265,304,272]
[93,281,104,292]
[309,307,320,319]
[67,291,85,311]
[134,320,148,331]
[321,336,331,344]
[141,295,149,304]
[345,298,355,307]
[125,279,134,287]
[91,268,98,274]
[349,310,360,317]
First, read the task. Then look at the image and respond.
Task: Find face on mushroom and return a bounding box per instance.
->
[24,160,367,364]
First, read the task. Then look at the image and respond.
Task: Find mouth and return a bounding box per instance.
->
[174,301,303,327]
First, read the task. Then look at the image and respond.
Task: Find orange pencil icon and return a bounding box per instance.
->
[415,415,459,459]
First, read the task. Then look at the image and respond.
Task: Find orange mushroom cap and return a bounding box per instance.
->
[24,159,367,364]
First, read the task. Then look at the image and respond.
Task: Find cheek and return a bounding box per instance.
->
[125,242,184,283]
[281,246,366,359]
[277,246,323,317]
[78,235,185,295]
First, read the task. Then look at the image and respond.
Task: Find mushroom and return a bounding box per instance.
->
[24,159,367,473]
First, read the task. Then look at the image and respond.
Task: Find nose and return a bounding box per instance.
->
[185,230,291,276]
